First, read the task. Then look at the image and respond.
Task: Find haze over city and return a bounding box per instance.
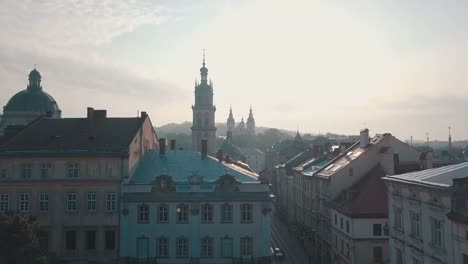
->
[1,0,468,140]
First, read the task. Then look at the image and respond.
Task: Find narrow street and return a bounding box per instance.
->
[271,215,310,264]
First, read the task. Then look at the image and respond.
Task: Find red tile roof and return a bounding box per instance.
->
[333,166,388,218]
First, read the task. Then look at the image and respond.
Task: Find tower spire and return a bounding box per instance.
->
[200,49,208,82]
[203,48,206,67]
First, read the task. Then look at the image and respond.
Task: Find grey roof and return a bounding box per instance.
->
[0,116,147,156]
[316,134,388,177]
[131,149,258,184]
[383,162,468,188]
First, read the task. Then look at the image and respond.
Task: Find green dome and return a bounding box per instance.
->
[4,89,60,114]
[221,139,241,159]
[3,68,61,115]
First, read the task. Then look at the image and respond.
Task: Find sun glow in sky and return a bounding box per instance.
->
[1,0,468,140]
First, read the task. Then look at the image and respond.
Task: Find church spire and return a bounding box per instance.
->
[227,105,235,131]
[200,49,208,83]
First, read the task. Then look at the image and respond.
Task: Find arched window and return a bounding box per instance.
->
[201,204,213,223]
[221,203,233,223]
[138,204,149,223]
[176,204,189,223]
[201,236,214,258]
[157,236,169,257]
[176,236,189,258]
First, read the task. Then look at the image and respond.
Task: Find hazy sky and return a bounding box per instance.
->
[1,0,467,141]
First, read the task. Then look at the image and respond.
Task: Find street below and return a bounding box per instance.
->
[271,215,310,264]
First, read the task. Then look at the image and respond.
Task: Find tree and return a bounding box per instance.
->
[0,213,49,264]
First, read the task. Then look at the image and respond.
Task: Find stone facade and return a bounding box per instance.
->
[383,162,468,264]
[0,108,158,263]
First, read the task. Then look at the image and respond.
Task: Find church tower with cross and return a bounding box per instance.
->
[191,51,217,154]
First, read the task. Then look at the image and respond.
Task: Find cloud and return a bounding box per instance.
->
[0,0,170,51]
[0,0,187,118]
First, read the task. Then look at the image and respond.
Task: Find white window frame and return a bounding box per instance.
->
[158,205,168,223]
[21,163,32,178]
[176,237,189,258]
[39,192,49,212]
[221,204,233,223]
[176,204,189,223]
[240,236,253,256]
[19,193,30,212]
[241,204,253,223]
[201,204,213,223]
[200,237,213,258]
[87,192,96,212]
[138,204,149,223]
[106,192,116,211]
[67,163,80,178]
[67,192,77,212]
[40,162,51,178]
[0,194,9,212]
[157,237,169,257]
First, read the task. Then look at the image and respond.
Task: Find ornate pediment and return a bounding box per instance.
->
[188,171,204,185]
[151,174,176,193]
[215,174,240,192]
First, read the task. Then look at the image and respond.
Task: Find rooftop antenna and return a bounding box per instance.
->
[410,136,413,146]
[449,126,453,150]
[426,132,429,147]
[137,110,139,117]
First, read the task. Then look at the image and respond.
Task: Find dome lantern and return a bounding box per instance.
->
[28,67,42,91]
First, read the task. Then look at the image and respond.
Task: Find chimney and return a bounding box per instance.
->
[216,149,224,162]
[87,107,94,119]
[360,128,369,148]
[141,111,147,119]
[159,138,166,156]
[424,151,433,169]
[170,139,176,150]
[341,144,346,154]
[201,140,208,157]
[94,110,107,119]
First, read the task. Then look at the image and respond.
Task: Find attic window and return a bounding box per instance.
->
[347,151,353,156]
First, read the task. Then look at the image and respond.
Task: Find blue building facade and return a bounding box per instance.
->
[120,147,272,264]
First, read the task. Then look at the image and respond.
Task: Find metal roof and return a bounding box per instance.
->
[383,161,468,188]
[131,149,258,184]
[316,134,387,177]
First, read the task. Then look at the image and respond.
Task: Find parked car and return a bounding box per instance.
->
[274,247,284,260]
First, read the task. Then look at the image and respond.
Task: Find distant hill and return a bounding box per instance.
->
[156,122,301,137]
